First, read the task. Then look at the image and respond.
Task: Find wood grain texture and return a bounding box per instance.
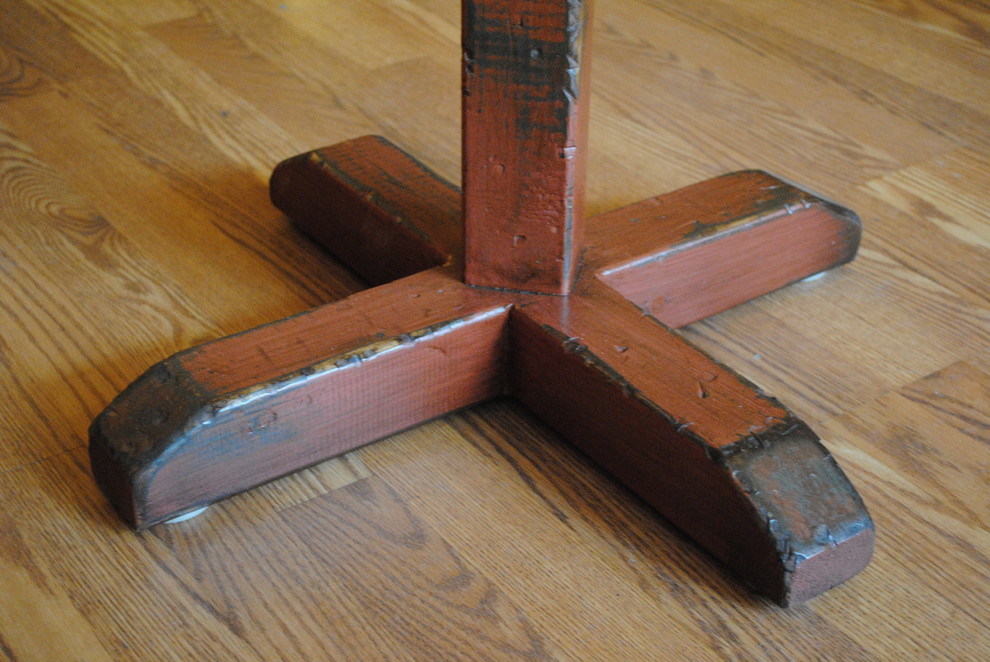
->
[1,0,988,659]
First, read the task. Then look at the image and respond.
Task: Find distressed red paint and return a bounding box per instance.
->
[463,0,592,294]
[90,0,873,607]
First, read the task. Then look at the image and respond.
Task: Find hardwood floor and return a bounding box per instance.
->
[1,0,988,659]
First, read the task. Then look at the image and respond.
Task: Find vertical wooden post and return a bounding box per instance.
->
[462,0,593,295]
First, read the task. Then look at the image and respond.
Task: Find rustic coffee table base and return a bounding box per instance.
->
[89,0,873,606]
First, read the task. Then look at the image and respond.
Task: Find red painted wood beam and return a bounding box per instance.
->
[271,135,462,285]
[90,135,871,604]
[511,278,871,606]
[589,171,861,328]
[90,267,509,529]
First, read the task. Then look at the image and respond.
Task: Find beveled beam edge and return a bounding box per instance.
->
[717,418,875,606]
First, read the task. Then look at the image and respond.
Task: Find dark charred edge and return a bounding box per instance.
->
[727,169,863,264]
[88,358,213,528]
[668,170,862,256]
[720,417,875,605]
[88,434,137,528]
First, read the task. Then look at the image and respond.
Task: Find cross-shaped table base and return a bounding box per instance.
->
[89,1,873,606]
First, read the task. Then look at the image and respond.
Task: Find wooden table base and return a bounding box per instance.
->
[89,0,873,607]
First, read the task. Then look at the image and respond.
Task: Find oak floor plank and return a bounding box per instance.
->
[740,0,990,111]
[817,363,990,659]
[849,0,990,48]
[651,0,990,155]
[111,0,198,28]
[1,0,988,659]
[680,242,990,428]
[193,0,463,174]
[598,0,958,171]
[851,149,990,356]
[358,418,724,661]
[0,450,266,661]
[0,556,115,662]
[145,14,382,151]
[0,120,225,469]
[270,0,458,71]
[278,476,560,661]
[382,405,877,661]
[592,29,904,194]
[1,0,109,89]
[25,0,303,177]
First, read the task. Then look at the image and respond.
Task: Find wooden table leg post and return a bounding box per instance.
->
[90,0,873,606]
[462,0,592,294]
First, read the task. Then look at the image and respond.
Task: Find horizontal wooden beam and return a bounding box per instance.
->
[90,161,872,605]
[589,171,861,328]
[270,135,462,285]
[510,282,873,605]
[90,271,509,529]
